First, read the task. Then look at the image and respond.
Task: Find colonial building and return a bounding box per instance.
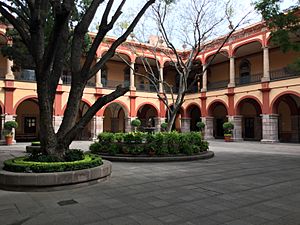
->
[0,21,299,143]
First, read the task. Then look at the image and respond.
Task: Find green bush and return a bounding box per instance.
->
[196,121,205,131]
[223,122,234,135]
[161,122,168,131]
[4,121,18,130]
[92,131,209,156]
[131,119,141,127]
[65,149,84,162]
[4,154,102,173]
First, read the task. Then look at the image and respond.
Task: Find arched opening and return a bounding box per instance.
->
[101,65,108,87]
[76,101,92,140]
[234,41,263,85]
[209,102,228,139]
[137,104,158,131]
[237,98,262,141]
[103,103,127,133]
[273,94,300,143]
[205,51,229,90]
[16,98,40,141]
[187,104,201,131]
[135,57,159,92]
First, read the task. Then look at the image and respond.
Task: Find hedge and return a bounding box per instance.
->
[90,131,209,156]
[3,153,102,173]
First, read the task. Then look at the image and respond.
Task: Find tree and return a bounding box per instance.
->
[121,0,251,131]
[255,0,300,68]
[0,0,155,159]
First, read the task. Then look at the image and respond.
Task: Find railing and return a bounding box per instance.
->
[61,75,95,87]
[16,69,36,81]
[235,73,262,86]
[136,83,157,92]
[207,80,229,90]
[102,79,129,89]
[270,67,299,81]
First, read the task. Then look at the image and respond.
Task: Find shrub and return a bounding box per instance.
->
[4,121,18,130]
[90,131,209,156]
[196,121,205,131]
[131,119,141,127]
[161,122,168,131]
[65,149,84,162]
[223,122,234,135]
[4,154,102,173]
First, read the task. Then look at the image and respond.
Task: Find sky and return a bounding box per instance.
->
[91,0,299,48]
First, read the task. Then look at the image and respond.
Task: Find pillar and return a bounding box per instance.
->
[201,64,207,92]
[125,117,135,133]
[180,118,191,133]
[261,47,270,82]
[53,116,63,133]
[159,66,164,93]
[130,62,136,90]
[202,116,214,140]
[228,57,235,87]
[5,58,14,80]
[154,117,164,132]
[227,115,243,141]
[91,116,103,141]
[261,114,279,143]
[96,69,103,88]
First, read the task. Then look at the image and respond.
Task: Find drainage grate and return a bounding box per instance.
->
[57,199,78,206]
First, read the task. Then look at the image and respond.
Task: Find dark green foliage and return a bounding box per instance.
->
[223,122,234,135]
[131,119,141,127]
[91,132,209,156]
[4,121,18,130]
[4,154,102,173]
[255,0,300,68]
[196,121,205,131]
[65,149,84,162]
[161,122,168,131]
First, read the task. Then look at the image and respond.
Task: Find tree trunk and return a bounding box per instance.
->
[166,111,177,132]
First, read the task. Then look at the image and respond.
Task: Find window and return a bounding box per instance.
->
[24,117,36,134]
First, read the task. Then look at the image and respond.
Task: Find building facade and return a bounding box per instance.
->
[0,22,299,143]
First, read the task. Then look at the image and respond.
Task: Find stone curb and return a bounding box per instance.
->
[0,160,112,187]
[99,151,214,162]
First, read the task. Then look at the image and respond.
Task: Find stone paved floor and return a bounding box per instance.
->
[0,141,299,225]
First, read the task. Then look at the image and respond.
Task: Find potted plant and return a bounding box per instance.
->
[161,122,168,132]
[196,121,205,137]
[223,121,234,142]
[131,119,141,132]
[4,121,18,145]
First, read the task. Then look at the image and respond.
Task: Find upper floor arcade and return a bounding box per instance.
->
[0,21,299,96]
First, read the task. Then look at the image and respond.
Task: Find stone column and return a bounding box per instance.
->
[91,116,103,141]
[53,116,63,133]
[159,66,164,93]
[202,116,214,140]
[130,62,136,90]
[261,47,270,82]
[154,117,164,132]
[201,64,207,92]
[5,58,14,80]
[125,117,135,133]
[261,114,279,143]
[0,114,5,141]
[227,115,243,141]
[180,118,191,133]
[228,57,235,87]
[95,69,102,88]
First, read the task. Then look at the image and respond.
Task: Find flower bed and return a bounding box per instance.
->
[3,153,102,173]
[90,132,209,156]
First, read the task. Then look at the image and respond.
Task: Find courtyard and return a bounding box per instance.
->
[0,141,299,225]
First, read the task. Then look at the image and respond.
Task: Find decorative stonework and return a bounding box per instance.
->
[261,114,279,143]
[180,118,191,133]
[202,116,214,140]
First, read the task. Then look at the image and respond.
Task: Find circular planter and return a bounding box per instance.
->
[0,160,112,188]
[99,151,214,162]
